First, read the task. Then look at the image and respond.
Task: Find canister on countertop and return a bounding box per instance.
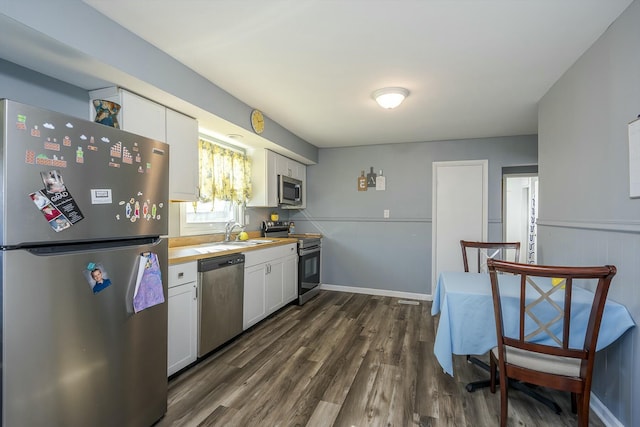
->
[289,221,295,234]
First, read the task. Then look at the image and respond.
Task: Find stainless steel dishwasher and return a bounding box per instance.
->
[197,253,245,357]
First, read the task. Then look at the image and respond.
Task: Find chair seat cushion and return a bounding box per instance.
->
[491,346,581,377]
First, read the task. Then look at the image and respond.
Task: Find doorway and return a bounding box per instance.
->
[503,171,538,264]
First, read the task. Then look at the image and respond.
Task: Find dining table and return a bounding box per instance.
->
[431,271,635,377]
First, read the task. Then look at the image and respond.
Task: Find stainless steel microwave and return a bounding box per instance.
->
[278,175,302,206]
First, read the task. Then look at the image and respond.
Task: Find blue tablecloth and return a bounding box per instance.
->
[431,271,635,376]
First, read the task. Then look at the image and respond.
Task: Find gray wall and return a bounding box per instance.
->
[291,135,537,295]
[0,59,88,117]
[538,1,639,424]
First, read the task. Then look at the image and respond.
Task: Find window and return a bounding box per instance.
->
[179,138,251,236]
[179,199,243,235]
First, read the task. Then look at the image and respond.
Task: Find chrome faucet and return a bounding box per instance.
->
[224,221,243,242]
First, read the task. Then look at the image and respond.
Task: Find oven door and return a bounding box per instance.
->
[298,245,320,304]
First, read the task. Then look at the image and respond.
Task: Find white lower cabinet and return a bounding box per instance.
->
[243,263,267,329]
[282,254,298,303]
[265,261,284,313]
[167,262,198,376]
[243,244,298,330]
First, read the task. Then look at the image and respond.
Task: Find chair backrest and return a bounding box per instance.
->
[487,259,616,377]
[460,240,521,273]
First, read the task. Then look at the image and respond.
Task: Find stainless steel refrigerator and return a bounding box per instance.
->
[1,99,169,426]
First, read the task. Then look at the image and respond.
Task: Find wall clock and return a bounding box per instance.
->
[250,109,265,134]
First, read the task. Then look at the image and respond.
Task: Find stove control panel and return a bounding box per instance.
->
[262,220,290,230]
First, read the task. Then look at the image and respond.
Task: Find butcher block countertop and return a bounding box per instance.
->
[168,232,299,265]
[288,233,322,238]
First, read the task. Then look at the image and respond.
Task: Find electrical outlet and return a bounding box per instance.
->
[384,209,390,218]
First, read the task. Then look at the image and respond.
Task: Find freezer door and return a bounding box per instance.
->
[1,239,168,427]
[1,99,169,246]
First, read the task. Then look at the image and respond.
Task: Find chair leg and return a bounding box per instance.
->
[577,392,591,427]
[571,392,577,414]
[500,375,508,427]
[489,352,497,393]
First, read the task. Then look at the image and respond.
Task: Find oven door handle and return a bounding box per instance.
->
[299,246,320,256]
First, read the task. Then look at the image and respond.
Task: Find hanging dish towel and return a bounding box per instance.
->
[133,252,165,313]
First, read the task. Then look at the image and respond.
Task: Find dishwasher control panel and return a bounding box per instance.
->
[198,254,245,272]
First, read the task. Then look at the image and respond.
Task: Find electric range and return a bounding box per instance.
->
[262,221,321,304]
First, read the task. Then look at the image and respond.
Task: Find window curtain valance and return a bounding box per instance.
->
[198,139,251,204]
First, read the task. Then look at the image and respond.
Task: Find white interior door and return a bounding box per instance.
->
[432,160,488,294]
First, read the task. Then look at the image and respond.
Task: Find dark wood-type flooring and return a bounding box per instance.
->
[155,291,606,427]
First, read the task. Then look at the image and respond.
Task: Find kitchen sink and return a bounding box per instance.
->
[216,239,275,247]
[244,239,276,244]
[193,246,229,254]
[194,239,275,253]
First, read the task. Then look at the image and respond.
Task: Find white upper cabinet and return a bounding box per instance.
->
[89,87,199,201]
[276,155,305,181]
[89,87,166,142]
[118,90,166,142]
[247,148,278,207]
[247,148,306,208]
[166,109,199,202]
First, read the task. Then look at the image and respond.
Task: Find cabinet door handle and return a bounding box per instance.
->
[178,272,184,278]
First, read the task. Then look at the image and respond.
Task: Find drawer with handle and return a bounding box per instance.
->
[168,261,197,288]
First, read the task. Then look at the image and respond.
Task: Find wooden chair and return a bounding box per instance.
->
[460,240,521,273]
[459,240,522,392]
[486,259,617,427]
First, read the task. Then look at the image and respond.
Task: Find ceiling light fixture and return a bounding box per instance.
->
[372,87,409,109]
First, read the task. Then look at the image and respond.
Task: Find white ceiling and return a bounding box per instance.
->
[80,1,631,148]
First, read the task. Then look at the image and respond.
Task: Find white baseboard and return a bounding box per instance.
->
[319,283,432,301]
[590,393,623,427]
